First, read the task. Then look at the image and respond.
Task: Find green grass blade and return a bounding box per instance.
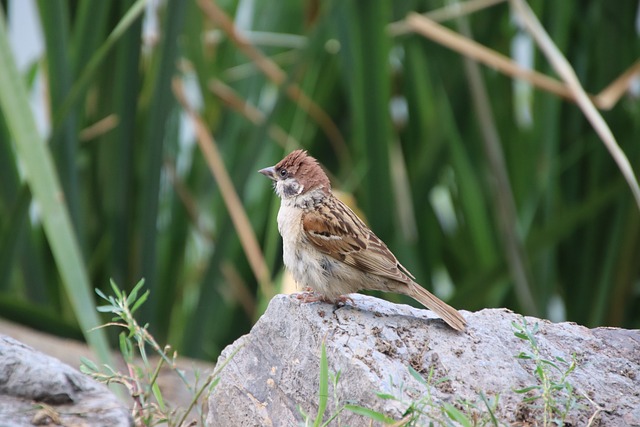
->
[313,340,329,427]
[0,185,30,293]
[70,0,110,76]
[52,0,147,127]
[0,9,112,366]
[438,85,497,268]
[343,405,396,424]
[333,0,393,236]
[100,0,143,287]
[36,0,81,236]
[138,0,187,332]
[442,402,473,427]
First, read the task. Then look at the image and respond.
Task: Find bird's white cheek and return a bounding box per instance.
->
[275,178,303,199]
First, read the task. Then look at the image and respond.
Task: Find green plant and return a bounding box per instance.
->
[299,341,338,427]
[313,339,330,427]
[320,360,501,426]
[81,279,236,426]
[351,366,501,427]
[297,340,395,427]
[512,317,580,426]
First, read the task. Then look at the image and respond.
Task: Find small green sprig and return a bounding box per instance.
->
[513,317,580,427]
[81,279,236,427]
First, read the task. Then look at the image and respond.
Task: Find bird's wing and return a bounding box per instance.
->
[301,197,415,284]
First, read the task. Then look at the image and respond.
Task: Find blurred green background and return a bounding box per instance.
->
[0,0,638,362]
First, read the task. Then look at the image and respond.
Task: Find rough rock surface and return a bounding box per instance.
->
[0,318,214,424]
[208,294,640,426]
[0,335,132,426]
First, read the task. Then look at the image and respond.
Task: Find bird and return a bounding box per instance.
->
[259,150,466,331]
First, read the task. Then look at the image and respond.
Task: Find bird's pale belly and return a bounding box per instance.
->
[277,200,391,300]
[283,241,358,299]
[283,238,396,300]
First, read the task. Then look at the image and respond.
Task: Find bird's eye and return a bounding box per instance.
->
[279,168,288,178]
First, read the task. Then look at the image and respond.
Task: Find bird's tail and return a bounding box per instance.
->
[407,282,466,331]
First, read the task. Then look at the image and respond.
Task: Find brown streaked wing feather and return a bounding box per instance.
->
[301,207,363,260]
[301,197,413,284]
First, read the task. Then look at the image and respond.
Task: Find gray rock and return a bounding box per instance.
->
[0,318,215,424]
[207,294,640,426]
[0,335,132,426]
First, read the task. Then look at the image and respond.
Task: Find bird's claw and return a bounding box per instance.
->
[332,295,354,307]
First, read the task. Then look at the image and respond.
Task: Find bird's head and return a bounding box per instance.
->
[259,150,331,199]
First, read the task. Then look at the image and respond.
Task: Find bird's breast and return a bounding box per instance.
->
[276,204,326,290]
[277,203,304,270]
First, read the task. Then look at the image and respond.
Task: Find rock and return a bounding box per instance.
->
[0,335,132,426]
[207,294,640,426]
[0,318,215,423]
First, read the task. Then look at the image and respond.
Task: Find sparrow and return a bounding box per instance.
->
[259,150,466,331]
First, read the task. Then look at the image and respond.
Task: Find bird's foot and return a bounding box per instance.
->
[295,291,324,303]
[294,291,354,306]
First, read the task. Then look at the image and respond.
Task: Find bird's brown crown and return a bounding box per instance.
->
[275,150,331,194]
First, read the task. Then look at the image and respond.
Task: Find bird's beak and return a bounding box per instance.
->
[259,166,276,181]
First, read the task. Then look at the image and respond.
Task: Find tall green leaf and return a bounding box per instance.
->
[0,7,112,365]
